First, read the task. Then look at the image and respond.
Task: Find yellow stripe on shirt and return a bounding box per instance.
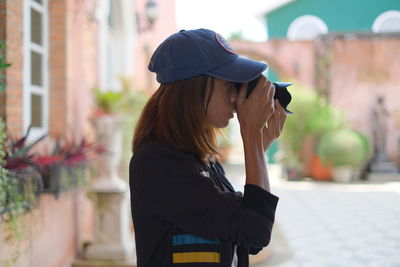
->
[173,252,221,263]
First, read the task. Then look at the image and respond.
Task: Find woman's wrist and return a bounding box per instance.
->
[263,139,273,152]
[240,127,263,142]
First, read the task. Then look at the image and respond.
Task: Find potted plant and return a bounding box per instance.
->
[280,85,346,180]
[2,125,46,206]
[90,78,150,184]
[92,87,124,117]
[1,119,45,266]
[33,137,104,197]
[317,129,371,182]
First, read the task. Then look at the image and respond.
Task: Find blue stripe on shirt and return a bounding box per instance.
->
[172,234,220,246]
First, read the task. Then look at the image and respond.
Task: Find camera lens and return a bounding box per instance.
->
[233,76,293,114]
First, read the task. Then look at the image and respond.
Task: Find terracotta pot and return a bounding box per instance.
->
[300,136,316,177]
[311,154,332,181]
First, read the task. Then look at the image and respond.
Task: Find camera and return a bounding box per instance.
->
[233,76,293,114]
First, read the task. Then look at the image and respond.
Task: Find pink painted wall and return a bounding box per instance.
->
[1,1,97,266]
[329,37,400,161]
[65,0,98,143]
[133,0,177,93]
[231,35,400,163]
[231,40,315,88]
[0,190,93,267]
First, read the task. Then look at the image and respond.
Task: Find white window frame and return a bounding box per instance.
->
[287,15,328,41]
[372,10,400,33]
[23,0,49,141]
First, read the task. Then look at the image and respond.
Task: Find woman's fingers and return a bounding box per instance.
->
[236,82,248,106]
[269,101,286,136]
[236,76,283,135]
[267,83,275,105]
[274,101,286,138]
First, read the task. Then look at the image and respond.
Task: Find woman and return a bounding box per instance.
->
[129,29,286,267]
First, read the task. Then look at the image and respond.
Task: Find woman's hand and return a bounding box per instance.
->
[235,76,275,139]
[262,99,287,151]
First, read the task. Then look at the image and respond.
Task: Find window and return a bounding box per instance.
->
[372,10,400,33]
[287,15,328,41]
[24,0,48,140]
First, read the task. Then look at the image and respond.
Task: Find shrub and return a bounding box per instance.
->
[317,129,371,167]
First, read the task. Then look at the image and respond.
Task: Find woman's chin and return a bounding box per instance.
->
[217,120,230,128]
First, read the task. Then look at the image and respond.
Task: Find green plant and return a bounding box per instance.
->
[280,85,346,167]
[1,117,10,211]
[1,119,39,267]
[317,129,371,167]
[1,123,43,219]
[112,76,151,178]
[92,87,124,116]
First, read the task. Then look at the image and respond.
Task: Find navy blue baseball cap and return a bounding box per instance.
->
[148,28,269,84]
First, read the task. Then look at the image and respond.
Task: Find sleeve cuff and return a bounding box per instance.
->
[243,184,279,221]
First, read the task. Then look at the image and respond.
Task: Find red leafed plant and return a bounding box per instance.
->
[3,125,46,171]
[51,138,106,167]
[2,124,106,198]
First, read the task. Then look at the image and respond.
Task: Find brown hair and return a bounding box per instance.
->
[131,75,220,163]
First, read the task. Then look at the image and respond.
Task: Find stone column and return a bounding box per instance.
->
[84,114,134,262]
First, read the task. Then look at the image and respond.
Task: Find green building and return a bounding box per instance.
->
[260,0,400,40]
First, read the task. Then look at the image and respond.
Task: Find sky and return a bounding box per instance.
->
[175,0,271,42]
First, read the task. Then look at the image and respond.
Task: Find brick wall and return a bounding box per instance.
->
[49,0,68,137]
[4,0,24,136]
[0,0,5,118]
[1,0,98,266]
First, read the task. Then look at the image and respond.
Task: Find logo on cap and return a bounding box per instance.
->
[215,33,236,55]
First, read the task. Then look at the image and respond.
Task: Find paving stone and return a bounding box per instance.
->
[222,164,400,267]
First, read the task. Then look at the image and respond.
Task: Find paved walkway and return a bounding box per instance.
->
[222,163,400,267]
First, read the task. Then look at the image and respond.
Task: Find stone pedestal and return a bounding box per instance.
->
[368,156,399,182]
[85,190,134,261]
[370,161,399,173]
[83,115,135,263]
[367,173,400,182]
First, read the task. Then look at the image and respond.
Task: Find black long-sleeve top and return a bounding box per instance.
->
[129,140,279,267]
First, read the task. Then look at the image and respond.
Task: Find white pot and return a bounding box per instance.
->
[332,166,353,183]
[90,114,126,192]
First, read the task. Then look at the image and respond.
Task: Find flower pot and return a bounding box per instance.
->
[89,114,127,192]
[285,166,302,181]
[311,154,332,181]
[41,164,62,198]
[332,166,353,183]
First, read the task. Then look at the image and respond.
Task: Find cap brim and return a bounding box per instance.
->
[205,56,268,83]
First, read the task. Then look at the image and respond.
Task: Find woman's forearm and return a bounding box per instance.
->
[242,131,271,192]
